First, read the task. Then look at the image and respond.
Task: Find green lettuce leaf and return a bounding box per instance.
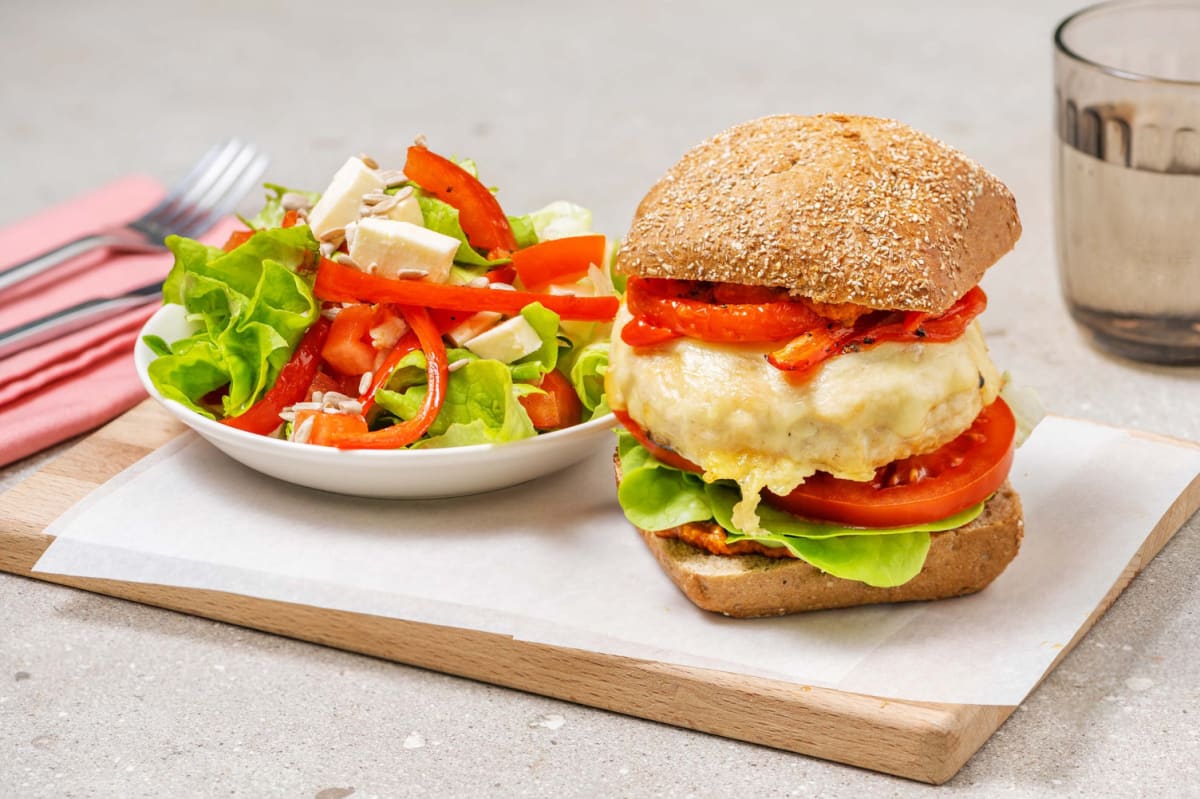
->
[614,432,985,588]
[149,226,319,417]
[566,341,609,418]
[241,183,322,230]
[417,196,507,269]
[374,359,536,447]
[528,201,592,241]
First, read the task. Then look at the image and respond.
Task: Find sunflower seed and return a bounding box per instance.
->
[413,134,428,148]
[292,416,315,444]
[280,192,313,211]
[319,241,339,258]
[362,194,400,216]
[360,153,380,169]
[379,170,407,188]
[317,226,346,243]
[358,371,373,395]
[392,268,429,279]
[334,252,359,267]
[447,358,472,373]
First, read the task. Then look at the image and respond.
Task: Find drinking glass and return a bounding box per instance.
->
[1054,0,1200,364]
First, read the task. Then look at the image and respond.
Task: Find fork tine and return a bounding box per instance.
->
[136,139,233,223]
[167,145,266,237]
[147,139,251,232]
[175,151,270,239]
[138,138,243,226]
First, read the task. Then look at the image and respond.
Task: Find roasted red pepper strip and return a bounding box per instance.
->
[314,257,618,321]
[511,234,606,291]
[221,317,332,434]
[768,287,988,376]
[621,317,682,347]
[403,145,518,253]
[626,277,824,344]
[325,305,448,449]
[359,330,420,413]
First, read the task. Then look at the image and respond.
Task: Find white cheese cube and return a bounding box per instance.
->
[348,218,458,283]
[307,157,385,239]
[462,316,543,363]
[385,193,425,227]
[445,311,502,347]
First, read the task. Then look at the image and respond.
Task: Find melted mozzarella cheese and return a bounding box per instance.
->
[606,306,1000,532]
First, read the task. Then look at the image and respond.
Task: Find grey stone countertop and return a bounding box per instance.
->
[2,1,1198,796]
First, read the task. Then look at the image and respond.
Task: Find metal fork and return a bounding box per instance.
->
[0,138,268,294]
[0,139,268,361]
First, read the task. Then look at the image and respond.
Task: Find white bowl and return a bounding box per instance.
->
[134,304,617,498]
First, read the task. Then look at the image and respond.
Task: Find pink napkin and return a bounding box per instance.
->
[0,177,241,467]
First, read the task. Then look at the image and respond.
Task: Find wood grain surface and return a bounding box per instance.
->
[2,401,1196,784]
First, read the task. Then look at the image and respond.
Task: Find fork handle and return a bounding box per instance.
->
[0,281,162,361]
[0,234,116,294]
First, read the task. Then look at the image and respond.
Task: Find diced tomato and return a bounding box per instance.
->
[519,370,583,431]
[292,409,370,446]
[511,235,606,292]
[764,398,1016,527]
[403,145,518,253]
[222,229,255,252]
[321,304,377,376]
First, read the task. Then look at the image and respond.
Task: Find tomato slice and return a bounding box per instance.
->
[613,408,703,473]
[520,369,583,431]
[765,398,1016,527]
[625,277,823,344]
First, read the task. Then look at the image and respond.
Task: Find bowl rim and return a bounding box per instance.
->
[135,304,617,462]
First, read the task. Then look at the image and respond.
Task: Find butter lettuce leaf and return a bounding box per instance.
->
[614,433,985,588]
[241,183,321,231]
[417,196,507,269]
[149,226,319,418]
[375,358,536,447]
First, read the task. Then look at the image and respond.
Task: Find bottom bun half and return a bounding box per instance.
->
[631,478,1023,618]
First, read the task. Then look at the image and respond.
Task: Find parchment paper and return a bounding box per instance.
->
[33,416,1200,705]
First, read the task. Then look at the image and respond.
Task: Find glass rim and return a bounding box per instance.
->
[1055,0,1200,87]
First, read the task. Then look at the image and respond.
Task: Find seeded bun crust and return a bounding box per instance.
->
[615,114,1022,314]
[636,484,1023,618]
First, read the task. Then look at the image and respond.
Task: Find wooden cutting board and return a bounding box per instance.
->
[2,401,1198,784]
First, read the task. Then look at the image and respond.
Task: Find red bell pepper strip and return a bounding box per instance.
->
[281,209,300,228]
[511,235,606,291]
[359,330,420,413]
[222,317,332,435]
[325,305,448,449]
[313,257,618,321]
[403,145,518,253]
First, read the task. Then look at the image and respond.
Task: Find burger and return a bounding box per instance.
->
[606,114,1030,617]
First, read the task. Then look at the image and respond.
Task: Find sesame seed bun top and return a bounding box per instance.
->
[614,114,1021,314]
